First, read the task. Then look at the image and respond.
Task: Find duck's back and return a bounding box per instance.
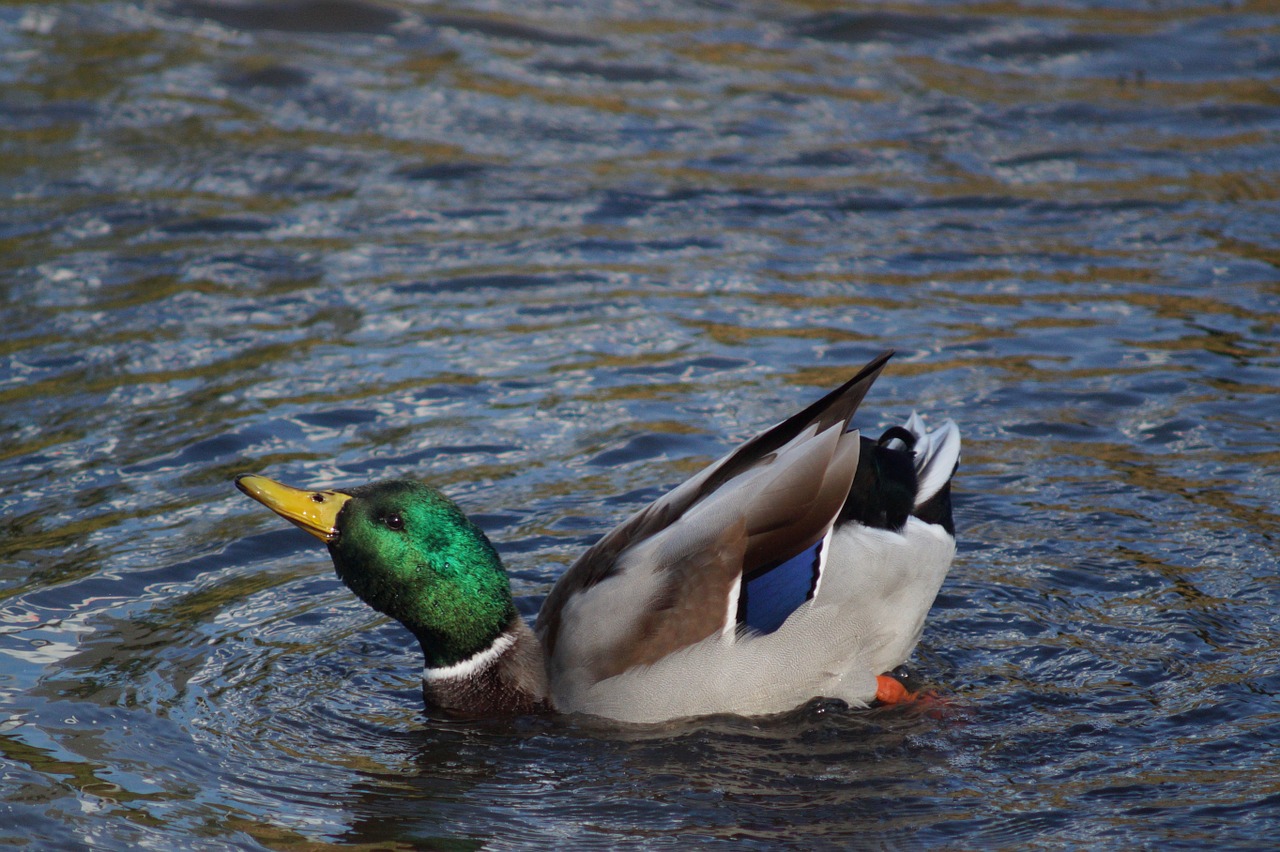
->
[535,353,960,723]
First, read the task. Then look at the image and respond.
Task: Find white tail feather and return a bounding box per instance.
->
[902,413,961,507]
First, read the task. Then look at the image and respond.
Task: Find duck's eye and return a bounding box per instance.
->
[384,513,404,531]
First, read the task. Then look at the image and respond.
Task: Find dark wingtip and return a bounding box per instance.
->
[698,350,895,497]
[790,348,895,434]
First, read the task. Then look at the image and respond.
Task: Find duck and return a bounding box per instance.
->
[235,350,960,724]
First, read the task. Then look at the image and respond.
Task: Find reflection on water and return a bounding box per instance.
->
[2,0,1278,848]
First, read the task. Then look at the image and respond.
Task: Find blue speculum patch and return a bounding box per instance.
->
[738,539,822,634]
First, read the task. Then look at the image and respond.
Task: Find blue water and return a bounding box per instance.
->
[3,1,1278,847]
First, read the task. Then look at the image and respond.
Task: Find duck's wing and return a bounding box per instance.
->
[536,351,893,690]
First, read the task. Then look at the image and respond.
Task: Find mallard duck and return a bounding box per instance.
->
[235,350,960,723]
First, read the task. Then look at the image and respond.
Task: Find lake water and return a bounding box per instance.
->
[3,0,1278,848]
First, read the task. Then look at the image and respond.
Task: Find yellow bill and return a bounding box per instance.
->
[235,474,351,542]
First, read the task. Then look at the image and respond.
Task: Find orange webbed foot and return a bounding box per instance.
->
[875,673,915,704]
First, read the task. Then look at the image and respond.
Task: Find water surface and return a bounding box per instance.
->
[2,0,1279,848]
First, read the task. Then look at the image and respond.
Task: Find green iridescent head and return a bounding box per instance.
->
[236,475,516,668]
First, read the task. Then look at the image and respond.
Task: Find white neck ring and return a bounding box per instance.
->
[422,632,516,682]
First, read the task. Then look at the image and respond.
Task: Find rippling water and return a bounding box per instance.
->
[3,0,1278,847]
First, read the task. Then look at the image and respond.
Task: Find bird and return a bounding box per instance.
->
[235,350,960,724]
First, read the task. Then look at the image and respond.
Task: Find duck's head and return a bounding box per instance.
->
[235,474,517,668]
